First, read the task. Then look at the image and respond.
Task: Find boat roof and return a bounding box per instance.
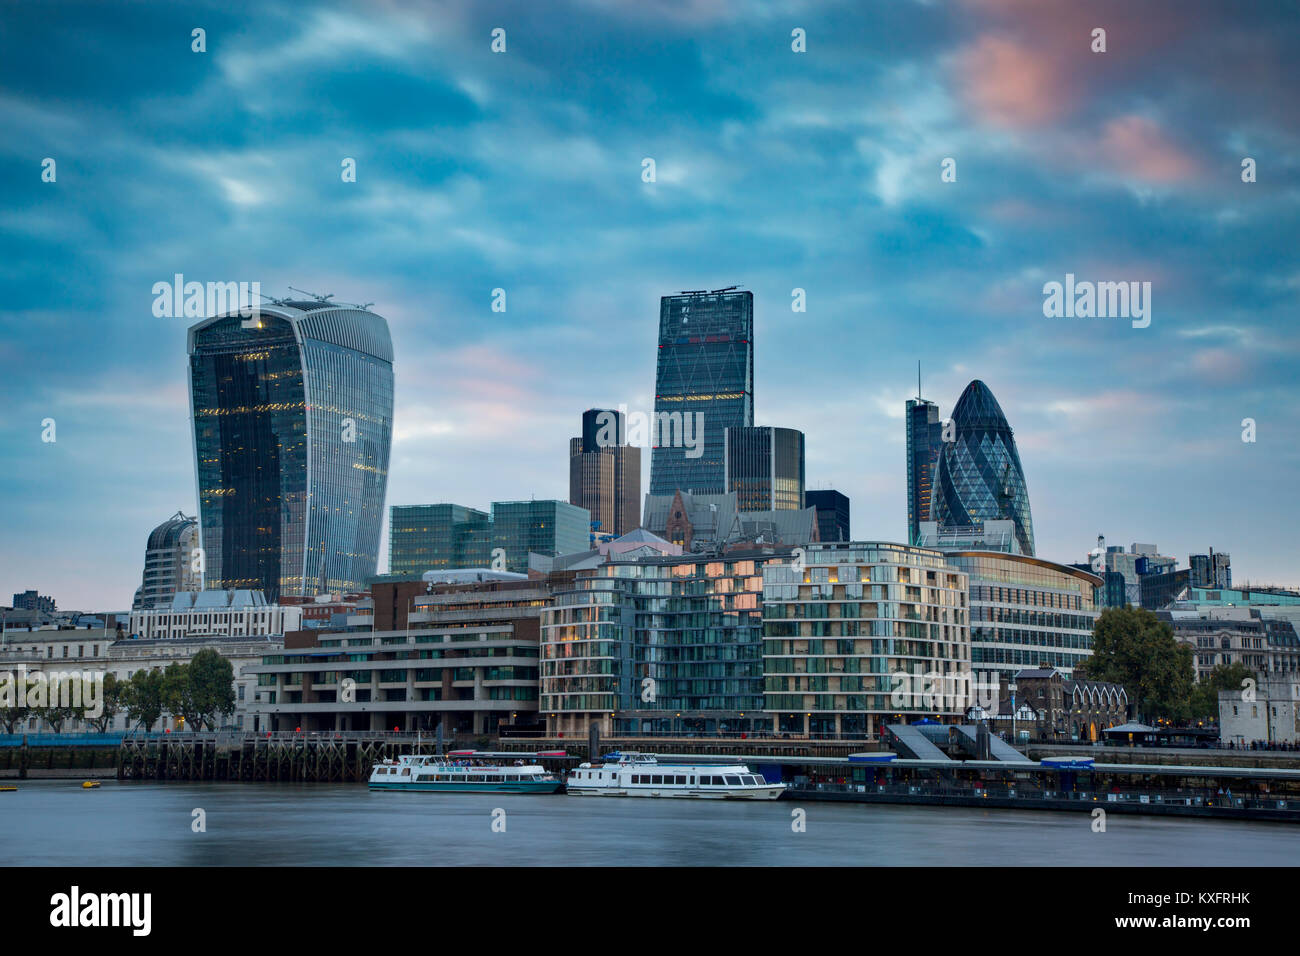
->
[443,750,567,758]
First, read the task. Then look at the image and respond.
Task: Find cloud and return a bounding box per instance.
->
[954,34,1072,128]
[1099,115,1201,184]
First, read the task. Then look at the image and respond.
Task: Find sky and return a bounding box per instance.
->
[2,0,1299,610]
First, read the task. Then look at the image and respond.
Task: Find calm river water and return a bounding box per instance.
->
[1,780,1295,866]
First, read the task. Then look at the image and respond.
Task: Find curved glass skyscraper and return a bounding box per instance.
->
[932,380,1035,556]
[188,301,394,599]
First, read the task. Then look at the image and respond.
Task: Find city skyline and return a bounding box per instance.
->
[4,0,1300,608]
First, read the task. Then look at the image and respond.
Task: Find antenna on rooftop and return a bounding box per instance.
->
[287,286,334,303]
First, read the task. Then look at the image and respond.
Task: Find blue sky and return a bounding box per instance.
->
[2,0,1299,609]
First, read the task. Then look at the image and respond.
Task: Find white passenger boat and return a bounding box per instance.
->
[369,750,566,793]
[566,752,785,799]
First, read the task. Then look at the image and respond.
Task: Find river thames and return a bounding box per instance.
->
[2,780,1296,866]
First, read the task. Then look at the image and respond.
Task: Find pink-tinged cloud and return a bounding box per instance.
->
[955,34,1072,128]
[1190,347,1247,383]
[1100,115,1200,183]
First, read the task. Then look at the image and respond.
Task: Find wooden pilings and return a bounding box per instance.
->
[115,733,420,783]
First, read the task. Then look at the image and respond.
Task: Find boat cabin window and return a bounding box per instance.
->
[724,776,741,786]
[401,768,410,776]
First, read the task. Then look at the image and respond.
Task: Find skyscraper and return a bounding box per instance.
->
[569,408,641,536]
[724,425,804,511]
[132,511,201,610]
[905,372,944,546]
[649,289,753,496]
[188,299,394,600]
[806,489,850,542]
[932,380,1035,556]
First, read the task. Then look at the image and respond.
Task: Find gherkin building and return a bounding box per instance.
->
[932,380,1035,556]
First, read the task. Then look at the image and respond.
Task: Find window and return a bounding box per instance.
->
[724,776,741,786]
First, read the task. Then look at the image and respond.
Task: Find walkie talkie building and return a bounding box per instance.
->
[188,300,394,599]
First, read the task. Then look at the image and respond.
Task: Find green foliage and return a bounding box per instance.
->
[1189,662,1256,721]
[86,672,123,733]
[158,650,237,731]
[1085,606,1196,722]
[0,705,28,734]
[186,649,236,730]
[123,668,165,731]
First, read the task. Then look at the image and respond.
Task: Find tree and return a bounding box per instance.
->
[1190,662,1255,722]
[86,672,124,733]
[123,668,165,731]
[0,670,29,733]
[1083,606,1196,723]
[161,662,199,731]
[34,702,78,732]
[187,648,236,730]
[0,705,29,734]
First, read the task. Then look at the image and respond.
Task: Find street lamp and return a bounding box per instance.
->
[1009,680,1018,741]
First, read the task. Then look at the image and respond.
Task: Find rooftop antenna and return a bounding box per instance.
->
[287,286,334,303]
[917,360,922,400]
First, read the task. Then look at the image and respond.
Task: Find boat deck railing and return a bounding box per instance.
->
[788,781,1295,813]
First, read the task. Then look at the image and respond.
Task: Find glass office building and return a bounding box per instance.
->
[389,504,493,576]
[725,425,804,511]
[905,397,943,546]
[944,552,1102,682]
[188,301,393,599]
[806,489,851,543]
[491,500,591,573]
[649,289,753,496]
[932,380,1036,556]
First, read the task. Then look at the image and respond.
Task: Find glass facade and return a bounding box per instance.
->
[491,500,591,573]
[905,398,942,546]
[389,504,492,576]
[762,543,970,737]
[725,425,805,511]
[189,304,393,600]
[540,552,779,736]
[649,290,753,496]
[806,489,850,543]
[932,380,1036,556]
[943,552,1101,681]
